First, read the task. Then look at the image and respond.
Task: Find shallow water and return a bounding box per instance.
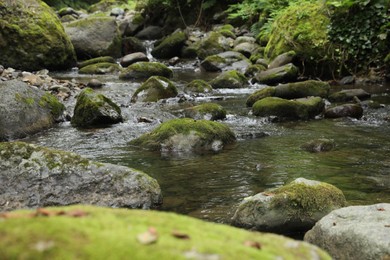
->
[24,66,390,225]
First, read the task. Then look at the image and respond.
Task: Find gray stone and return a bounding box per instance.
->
[233,42,259,58]
[201,51,251,73]
[0,142,162,211]
[210,70,248,89]
[304,203,390,260]
[328,89,371,102]
[135,26,163,40]
[254,63,299,86]
[268,51,296,69]
[120,52,149,67]
[324,104,363,119]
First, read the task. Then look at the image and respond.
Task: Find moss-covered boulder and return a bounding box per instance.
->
[210,70,248,89]
[252,96,325,120]
[264,3,330,64]
[268,51,296,70]
[151,30,187,59]
[184,80,213,94]
[131,76,178,103]
[79,62,121,74]
[274,80,330,99]
[122,36,146,55]
[246,87,276,107]
[129,118,236,153]
[200,51,251,72]
[254,63,299,86]
[71,88,123,127]
[64,16,122,59]
[301,138,336,153]
[0,205,330,259]
[119,62,173,80]
[0,0,76,71]
[232,178,346,234]
[195,32,232,60]
[233,42,260,58]
[0,80,65,141]
[78,56,116,69]
[324,104,363,119]
[244,64,267,78]
[328,89,371,102]
[0,142,162,211]
[184,103,227,121]
[89,0,127,13]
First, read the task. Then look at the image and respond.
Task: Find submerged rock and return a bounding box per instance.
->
[252,96,325,120]
[274,80,330,99]
[0,205,330,259]
[232,178,346,234]
[301,138,335,153]
[0,0,76,70]
[324,104,363,119]
[64,16,122,59]
[328,89,371,102]
[254,63,299,86]
[119,62,173,79]
[184,103,227,121]
[0,142,162,211]
[151,30,187,59]
[210,70,248,89]
[129,118,236,153]
[131,76,178,103]
[0,80,65,141]
[304,203,390,260]
[184,80,213,94]
[71,88,123,127]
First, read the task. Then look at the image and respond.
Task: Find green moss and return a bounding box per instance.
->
[274,80,330,99]
[0,205,331,259]
[255,63,299,86]
[246,87,276,107]
[131,76,178,102]
[129,118,236,151]
[89,0,128,13]
[210,70,248,89]
[78,56,116,68]
[219,24,234,32]
[218,29,236,39]
[186,103,227,121]
[79,62,121,74]
[244,64,266,78]
[38,92,65,118]
[184,80,213,93]
[15,93,35,106]
[264,2,330,61]
[151,31,187,59]
[0,1,76,70]
[119,62,173,79]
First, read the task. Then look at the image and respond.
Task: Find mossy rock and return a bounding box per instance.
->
[78,56,116,69]
[274,80,330,99]
[268,51,296,69]
[218,29,237,39]
[210,70,248,89]
[246,87,276,107]
[254,63,299,86]
[89,0,128,13]
[252,96,324,120]
[264,3,330,62]
[184,103,227,121]
[195,32,231,60]
[0,0,76,71]
[324,104,363,119]
[200,51,251,72]
[131,76,178,103]
[119,62,173,80]
[71,88,123,127]
[151,30,187,59]
[244,64,267,78]
[0,205,330,259]
[328,89,371,102]
[232,178,346,234]
[122,36,146,55]
[79,62,121,74]
[0,80,65,141]
[301,138,336,153]
[64,16,122,59]
[129,118,236,153]
[42,0,100,10]
[0,142,162,211]
[184,80,213,94]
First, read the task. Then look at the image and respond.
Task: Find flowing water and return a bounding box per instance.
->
[23,64,390,226]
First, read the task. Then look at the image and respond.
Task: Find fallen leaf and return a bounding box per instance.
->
[137,227,158,245]
[377,208,385,211]
[172,230,190,240]
[243,240,262,249]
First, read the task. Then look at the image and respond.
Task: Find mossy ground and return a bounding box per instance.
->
[0,205,331,259]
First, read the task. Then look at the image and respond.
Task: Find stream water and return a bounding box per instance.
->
[23,63,390,226]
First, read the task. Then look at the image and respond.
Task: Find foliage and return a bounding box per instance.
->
[326,0,390,75]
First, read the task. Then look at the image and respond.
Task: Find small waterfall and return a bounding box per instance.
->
[143,40,156,61]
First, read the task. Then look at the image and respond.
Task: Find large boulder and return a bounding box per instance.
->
[328,89,371,102]
[119,62,173,80]
[268,51,296,70]
[200,51,251,72]
[246,87,276,107]
[0,205,330,259]
[304,203,390,260]
[254,63,299,86]
[0,80,65,141]
[131,76,178,103]
[122,36,146,55]
[195,32,232,60]
[71,88,123,128]
[0,142,162,211]
[210,70,248,89]
[135,25,163,40]
[184,103,227,121]
[64,16,122,59]
[274,80,330,99]
[324,104,363,119]
[0,0,76,71]
[233,42,260,58]
[232,178,346,234]
[129,118,236,153]
[252,96,325,120]
[151,30,187,59]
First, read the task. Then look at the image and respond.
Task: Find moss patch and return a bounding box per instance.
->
[210,70,248,89]
[274,80,330,99]
[184,80,213,93]
[246,87,276,107]
[185,103,227,121]
[38,92,65,119]
[0,205,331,259]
